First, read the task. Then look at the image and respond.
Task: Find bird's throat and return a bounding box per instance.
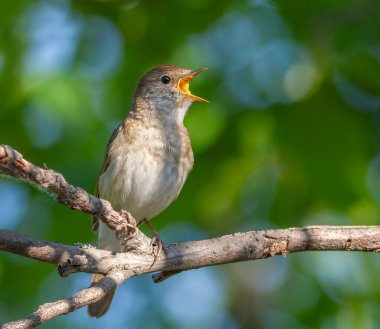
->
[132,95,191,125]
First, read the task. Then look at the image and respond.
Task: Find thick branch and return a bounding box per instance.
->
[1,226,380,279]
[0,230,81,265]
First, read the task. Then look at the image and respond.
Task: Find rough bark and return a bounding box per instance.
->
[1,227,380,279]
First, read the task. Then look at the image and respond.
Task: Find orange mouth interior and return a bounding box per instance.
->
[178,69,208,103]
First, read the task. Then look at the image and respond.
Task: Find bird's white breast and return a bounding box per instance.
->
[99,146,185,220]
[97,124,193,251]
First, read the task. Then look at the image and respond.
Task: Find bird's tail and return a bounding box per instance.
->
[87,274,116,318]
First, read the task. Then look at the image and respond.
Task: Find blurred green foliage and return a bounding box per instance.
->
[1,0,380,328]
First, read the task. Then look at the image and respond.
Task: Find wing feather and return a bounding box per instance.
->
[92,124,124,232]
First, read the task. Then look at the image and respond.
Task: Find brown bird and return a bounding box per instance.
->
[88,65,208,318]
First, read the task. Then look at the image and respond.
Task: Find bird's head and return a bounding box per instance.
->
[133,65,208,122]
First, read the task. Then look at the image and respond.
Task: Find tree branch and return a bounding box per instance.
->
[2,226,380,279]
[0,270,129,329]
[1,144,380,328]
[0,229,81,265]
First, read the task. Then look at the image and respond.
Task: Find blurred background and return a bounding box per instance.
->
[1,0,380,328]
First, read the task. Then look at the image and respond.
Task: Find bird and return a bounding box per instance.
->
[88,65,208,318]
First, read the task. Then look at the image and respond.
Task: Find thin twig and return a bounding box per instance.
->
[0,270,129,329]
[152,270,185,283]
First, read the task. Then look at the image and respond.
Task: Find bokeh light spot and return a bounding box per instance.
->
[284,62,319,101]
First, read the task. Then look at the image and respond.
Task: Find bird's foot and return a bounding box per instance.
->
[120,210,137,236]
[143,219,165,269]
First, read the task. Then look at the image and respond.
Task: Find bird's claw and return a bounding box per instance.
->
[120,210,137,235]
[142,219,165,269]
[149,234,163,270]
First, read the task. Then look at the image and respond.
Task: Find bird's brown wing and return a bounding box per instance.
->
[92,123,124,232]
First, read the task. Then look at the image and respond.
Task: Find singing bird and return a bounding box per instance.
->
[88,65,208,317]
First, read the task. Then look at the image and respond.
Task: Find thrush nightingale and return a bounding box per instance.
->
[88,65,208,318]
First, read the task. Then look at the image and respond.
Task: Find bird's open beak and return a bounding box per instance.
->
[178,67,208,103]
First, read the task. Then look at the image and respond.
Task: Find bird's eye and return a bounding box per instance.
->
[160,75,171,84]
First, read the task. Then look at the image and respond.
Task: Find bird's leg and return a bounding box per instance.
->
[142,219,164,269]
